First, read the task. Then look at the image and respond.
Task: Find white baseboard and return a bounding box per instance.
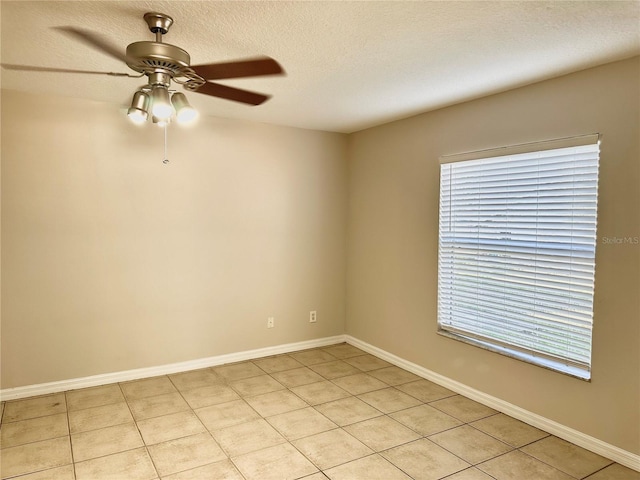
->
[2,332,637,472]
[0,335,347,401]
[345,335,640,472]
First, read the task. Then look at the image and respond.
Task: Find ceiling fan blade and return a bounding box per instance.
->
[193,82,270,105]
[191,57,284,81]
[54,26,128,63]
[1,63,139,77]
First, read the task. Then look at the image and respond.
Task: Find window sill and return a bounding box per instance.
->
[437,329,591,381]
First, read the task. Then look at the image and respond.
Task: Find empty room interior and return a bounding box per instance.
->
[1,1,639,480]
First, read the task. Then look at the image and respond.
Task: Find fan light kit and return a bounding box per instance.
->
[125,13,202,127]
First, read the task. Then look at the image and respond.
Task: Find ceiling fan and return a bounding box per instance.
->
[3,12,285,125]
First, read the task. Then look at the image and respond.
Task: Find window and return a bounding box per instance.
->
[437,135,600,380]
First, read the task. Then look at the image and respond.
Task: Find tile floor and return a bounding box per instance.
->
[1,343,638,480]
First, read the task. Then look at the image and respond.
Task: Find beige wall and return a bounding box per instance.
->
[346,57,640,454]
[1,90,348,388]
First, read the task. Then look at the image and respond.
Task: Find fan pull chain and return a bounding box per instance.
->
[162,124,169,164]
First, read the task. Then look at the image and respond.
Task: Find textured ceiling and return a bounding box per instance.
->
[1,1,639,133]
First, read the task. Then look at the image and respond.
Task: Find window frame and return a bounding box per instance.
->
[437,134,601,381]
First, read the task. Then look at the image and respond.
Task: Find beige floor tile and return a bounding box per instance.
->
[391,404,463,436]
[0,436,72,479]
[477,450,574,480]
[232,442,318,480]
[444,468,496,480]
[71,422,143,462]
[430,395,498,422]
[147,432,226,477]
[381,438,470,480]
[244,389,308,417]
[271,367,325,387]
[342,354,393,372]
[331,373,388,395]
[0,412,68,448]
[120,376,177,400]
[586,463,640,479]
[314,397,382,426]
[214,361,265,381]
[137,410,206,445]
[180,383,240,409]
[293,428,373,470]
[253,355,304,373]
[213,418,286,457]
[367,366,422,385]
[195,399,260,431]
[344,415,420,451]
[7,347,633,480]
[229,374,285,397]
[471,413,549,447]
[0,402,4,424]
[396,379,456,403]
[169,368,221,391]
[162,459,244,480]
[324,454,412,480]
[309,361,362,380]
[13,464,75,480]
[66,384,124,411]
[127,392,190,421]
[2,394,66,423]
[68,401,133,433]
[520,436,613,478]
[357,387,422,414]
[74,447,157,480]
[291,381,351,405]
[429,425,513,464]
[322,344,365,359]
[267,407,337,440]
[289,349,338,366]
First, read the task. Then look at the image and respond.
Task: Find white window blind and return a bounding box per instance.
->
[438,136,600,380]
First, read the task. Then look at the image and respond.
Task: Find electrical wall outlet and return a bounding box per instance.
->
[309,311,317,323]
[267,317,275,328]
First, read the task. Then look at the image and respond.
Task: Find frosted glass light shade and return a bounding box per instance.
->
[172,92,198,125]
[151,87,173,120]
[127,91,150,124]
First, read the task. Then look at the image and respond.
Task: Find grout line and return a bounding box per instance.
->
[582,462,620,479]
[0,414,70,451]
[515,444,613,480]
[63,392,77,480]
[117,382,161,480]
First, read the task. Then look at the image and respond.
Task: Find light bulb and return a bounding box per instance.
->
[177,106,198,124]
[127,90,150,124]
[152,102,172,119]
[152,116,169,127]
[151,87,172,120]
[171,92,199,125]
[127,110,147,125]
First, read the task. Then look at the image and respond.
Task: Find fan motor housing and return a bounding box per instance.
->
[126,41,190,77]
